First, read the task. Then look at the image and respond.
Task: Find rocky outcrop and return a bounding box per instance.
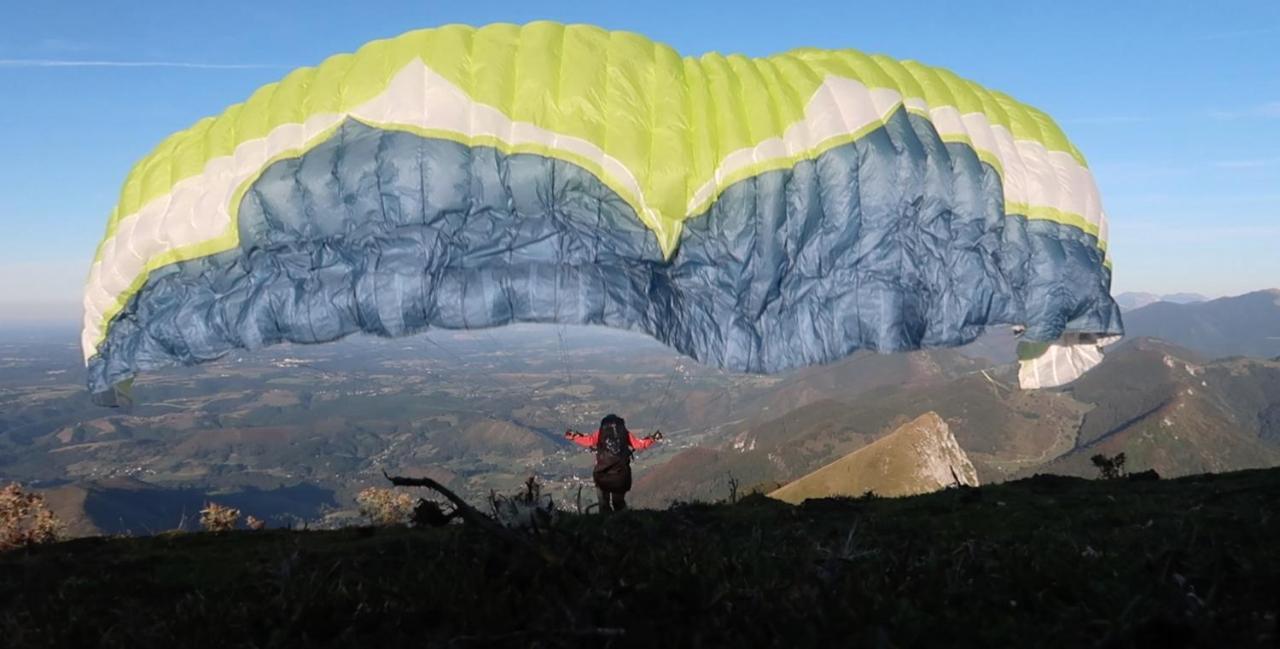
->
[769,412,978,503]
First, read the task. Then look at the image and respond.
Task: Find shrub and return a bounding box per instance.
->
[1091,453,1127,480]
[199,502,240,532]
[357,487,417,526]
[0,483,62,551]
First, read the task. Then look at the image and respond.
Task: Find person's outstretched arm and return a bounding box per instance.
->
[565,429,599,448]
[629,430,662,451]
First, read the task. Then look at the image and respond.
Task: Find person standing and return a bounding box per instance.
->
[565,414,662,512]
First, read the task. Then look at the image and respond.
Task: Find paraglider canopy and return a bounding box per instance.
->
[82,22,1121,404]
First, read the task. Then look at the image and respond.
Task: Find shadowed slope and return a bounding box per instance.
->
[5,468,1280,648]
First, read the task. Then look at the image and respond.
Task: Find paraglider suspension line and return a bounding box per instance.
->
[654,365,678,433]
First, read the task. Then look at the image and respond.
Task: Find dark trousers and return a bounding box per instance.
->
[597,488,627,513]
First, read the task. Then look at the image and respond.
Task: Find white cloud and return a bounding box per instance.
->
[35,38,94,54]
[1210,101,1280,120]
[1060,115,1147,126]
[1090,161,1195,181]
[1212,157,1280,169]
[1192,26,1280,42]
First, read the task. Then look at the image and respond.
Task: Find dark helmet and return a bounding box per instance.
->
[600,413,625,429]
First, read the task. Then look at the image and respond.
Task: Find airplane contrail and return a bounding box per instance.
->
[0,58,289,70]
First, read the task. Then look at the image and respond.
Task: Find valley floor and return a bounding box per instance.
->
[3,468,1279,648]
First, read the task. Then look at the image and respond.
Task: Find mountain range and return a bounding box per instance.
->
[5,289,1279,529]
[1122,289,1280,359]
[1114,291,1208,311]
[635,334,1280,506]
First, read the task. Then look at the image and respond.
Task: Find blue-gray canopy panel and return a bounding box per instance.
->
[87,111,1122,396]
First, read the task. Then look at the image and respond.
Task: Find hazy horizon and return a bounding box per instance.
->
[4,284,1277,331]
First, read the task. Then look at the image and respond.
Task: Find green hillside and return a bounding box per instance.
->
[4,468,1280,648]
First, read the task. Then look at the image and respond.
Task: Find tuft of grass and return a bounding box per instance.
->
[2,469,1279,647]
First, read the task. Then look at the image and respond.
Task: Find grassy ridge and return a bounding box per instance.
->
[3,469,1279,648]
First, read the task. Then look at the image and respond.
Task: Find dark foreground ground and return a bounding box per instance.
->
[3,469,1279,648]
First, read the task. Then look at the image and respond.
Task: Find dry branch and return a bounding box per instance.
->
[382,470,534,552]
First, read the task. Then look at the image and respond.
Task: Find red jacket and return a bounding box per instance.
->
[569,429,657,451]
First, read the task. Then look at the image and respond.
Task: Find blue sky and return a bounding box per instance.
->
[1,0,1277,324]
